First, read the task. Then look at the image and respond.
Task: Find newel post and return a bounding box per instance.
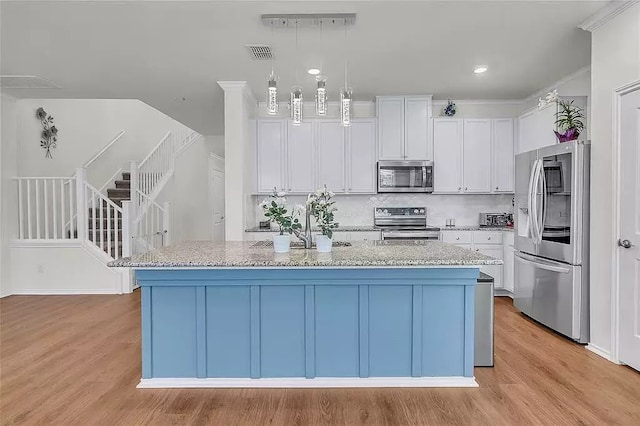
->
[121,200,133,258]
[75,167,87,241]
[163,201,172,246]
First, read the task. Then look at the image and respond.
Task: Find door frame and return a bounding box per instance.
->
[208,153,225,240]
[610,79,640,364]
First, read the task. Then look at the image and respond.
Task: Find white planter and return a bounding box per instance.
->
[273,234,291,253]
[315,234,333,253]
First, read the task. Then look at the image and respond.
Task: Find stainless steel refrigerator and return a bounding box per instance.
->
[514,141,590,343]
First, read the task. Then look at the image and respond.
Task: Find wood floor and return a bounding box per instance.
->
[1,293,639,426]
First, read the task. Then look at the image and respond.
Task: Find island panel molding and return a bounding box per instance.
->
[135,267,479,387]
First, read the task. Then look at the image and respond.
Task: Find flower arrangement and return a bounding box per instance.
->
[554,100,585,142]
[306,185,339,239]
[36,107,58,159]
[444,100,456,116]
[259,188,303,236]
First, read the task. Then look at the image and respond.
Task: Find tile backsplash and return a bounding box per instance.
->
[251,193,514,227]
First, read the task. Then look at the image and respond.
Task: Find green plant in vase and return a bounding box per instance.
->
[554,100,585,142]
[259,189,302,253]
[307,185,339,252]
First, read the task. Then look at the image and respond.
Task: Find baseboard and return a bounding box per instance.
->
[11,288,120,295]
[494,289,513,298]
[586,344,617,363]
[138,376,479,389]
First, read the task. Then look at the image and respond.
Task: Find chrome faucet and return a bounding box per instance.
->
[293,208,313,248]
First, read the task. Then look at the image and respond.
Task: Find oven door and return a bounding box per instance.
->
[381,231,440,241]
[378,161,433,193]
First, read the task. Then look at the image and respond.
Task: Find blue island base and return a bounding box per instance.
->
[136,267,479,388]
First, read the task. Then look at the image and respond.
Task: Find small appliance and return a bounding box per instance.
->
[479,213,511,228]
[377,161,434,193]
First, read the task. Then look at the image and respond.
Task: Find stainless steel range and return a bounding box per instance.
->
[374,207,441,240]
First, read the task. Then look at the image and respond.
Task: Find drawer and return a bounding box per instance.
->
[349,231,381,241]
[441,231,473,244]
[473,231,503,245]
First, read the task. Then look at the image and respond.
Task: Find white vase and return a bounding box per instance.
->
[315,234,333,253]
[272,234,290,253]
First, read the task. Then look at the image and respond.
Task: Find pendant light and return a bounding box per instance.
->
[266,21,278,115]
[340,20,353,127]
[315,20,327,116]
[290,20,303,126]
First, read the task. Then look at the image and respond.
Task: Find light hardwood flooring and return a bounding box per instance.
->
[1,292,639,425]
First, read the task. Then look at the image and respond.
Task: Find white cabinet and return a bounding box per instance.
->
[434,118,515,194]
[348,231,381,241]
[347,119,377,193]
[317,121,346,192]
[502,232,515,294]
[433,119,463,193]
[475,245,504,289]
[256,118,377,195]
[377,96,432,160]
[517,103,557,154]
[462,119,492,193]
[256,120,286,192]
[287,122,316,193]
[492,119,515,192]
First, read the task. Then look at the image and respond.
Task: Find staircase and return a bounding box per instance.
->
[84,171,131,258]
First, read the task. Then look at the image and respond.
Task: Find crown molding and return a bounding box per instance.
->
[432,99,523,106]
[217,81,257,105]
[523,65,591,102]
[579,0,639,32]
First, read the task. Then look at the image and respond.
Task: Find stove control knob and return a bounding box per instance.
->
[383,209,388,214]
[413,209,419,214]
[420,209,425,214]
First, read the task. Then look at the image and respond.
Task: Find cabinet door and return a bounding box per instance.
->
[502,245,515,293]
[347,119,376,193]
[317,121,346,193]
[256,120,286,193]
[463,119,492,193]
[475,245,503,289]
[404,97,431,160]
[287,122,316,193]
[377,97,405,160]
[492,119,515,193]
[517,103,557,154]
[433,119,463,193]
[349,231,382,241]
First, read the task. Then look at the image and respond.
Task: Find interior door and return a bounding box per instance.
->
[211,169,225,242]
[619,86,640,371]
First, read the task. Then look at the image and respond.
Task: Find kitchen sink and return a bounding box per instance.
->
[251,241,352,249]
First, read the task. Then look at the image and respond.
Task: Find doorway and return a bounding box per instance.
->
[616,81,640,371]
[209,154,225,242]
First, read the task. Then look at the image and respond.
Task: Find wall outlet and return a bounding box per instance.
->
[37,264,44,273]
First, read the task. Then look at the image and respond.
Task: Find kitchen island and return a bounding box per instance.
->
[109,240,501,388]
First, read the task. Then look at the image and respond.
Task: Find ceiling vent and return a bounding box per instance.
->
[0,75,62,89]
[246,45,273,61]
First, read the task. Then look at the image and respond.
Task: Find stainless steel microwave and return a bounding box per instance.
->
[377,161,434,193]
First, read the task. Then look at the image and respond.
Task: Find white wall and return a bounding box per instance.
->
[588,3,640,357]
[520,67,592,113]
[10,243,125,294]
[15,99,193,187]
[1,94,19,297]
[432,100,522,118]
[204,135,224,157]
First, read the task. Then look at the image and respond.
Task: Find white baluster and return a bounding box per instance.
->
[35,179,41,239]
[27,180,32,239]
[60,180,65,239]
[52,179,58,239]
[75,168,87,241]
[44,179,49,238]
[107,199,112,257]
[18,180,24,239]
[99,193,104,250]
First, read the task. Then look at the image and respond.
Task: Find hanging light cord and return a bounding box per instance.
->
[295,19,299,85]
[270,21,275,78]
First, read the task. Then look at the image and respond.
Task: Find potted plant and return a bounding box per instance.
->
[554,100,585,142]
[307,185,339,253]
[259,189,302,253]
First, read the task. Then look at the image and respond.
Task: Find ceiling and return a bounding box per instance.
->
[1,1,605,135]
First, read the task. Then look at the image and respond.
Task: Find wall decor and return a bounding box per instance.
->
[36,107,58,159]
[444,100,457,116]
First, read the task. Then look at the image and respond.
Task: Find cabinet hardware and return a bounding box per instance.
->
[465,187,468,191]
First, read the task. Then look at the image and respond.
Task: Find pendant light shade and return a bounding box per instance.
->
[290,86,303,126]
[340,87,352,126]
[315,76,327,116]
[267,74,278,115]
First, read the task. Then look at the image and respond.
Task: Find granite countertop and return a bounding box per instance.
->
[439,226,515,232]
[108,240,502,269]
[245,226,380,233]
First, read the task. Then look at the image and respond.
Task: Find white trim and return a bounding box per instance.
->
[126,264,497,271]
[11,288,120,295]
[586,344,617,363]
[610,79,640,365]
[137,376,478,389]
[217,81,257,105]
[83,130,126,168]
[10,239,81,248]
[523,66,591,103]
[579,0,640,32]
[432,99,523,106]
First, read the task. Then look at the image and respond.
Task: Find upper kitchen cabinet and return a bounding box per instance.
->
[256,120,286,192]
[347,119,377,193]
[492,118,515,192]
[433,118,515,194]
[287,122,316,193]
[433,118,463,193]
[317,120,346,193]
[462,119,492,193]
[377,96,433,161]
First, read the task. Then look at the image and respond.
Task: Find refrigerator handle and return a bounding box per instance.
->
[527,160,538,242]
[540,160,548,241]
[534,159,544,243]
[514,252,571,274]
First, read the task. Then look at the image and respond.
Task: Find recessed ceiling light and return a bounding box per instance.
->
[307,68,321,76]
[474,66,488,74]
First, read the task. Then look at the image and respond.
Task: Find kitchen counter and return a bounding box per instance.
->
[439,226,514,232]
[245,226,379,233]
[110,240,496,389]
[108,240,501,268]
